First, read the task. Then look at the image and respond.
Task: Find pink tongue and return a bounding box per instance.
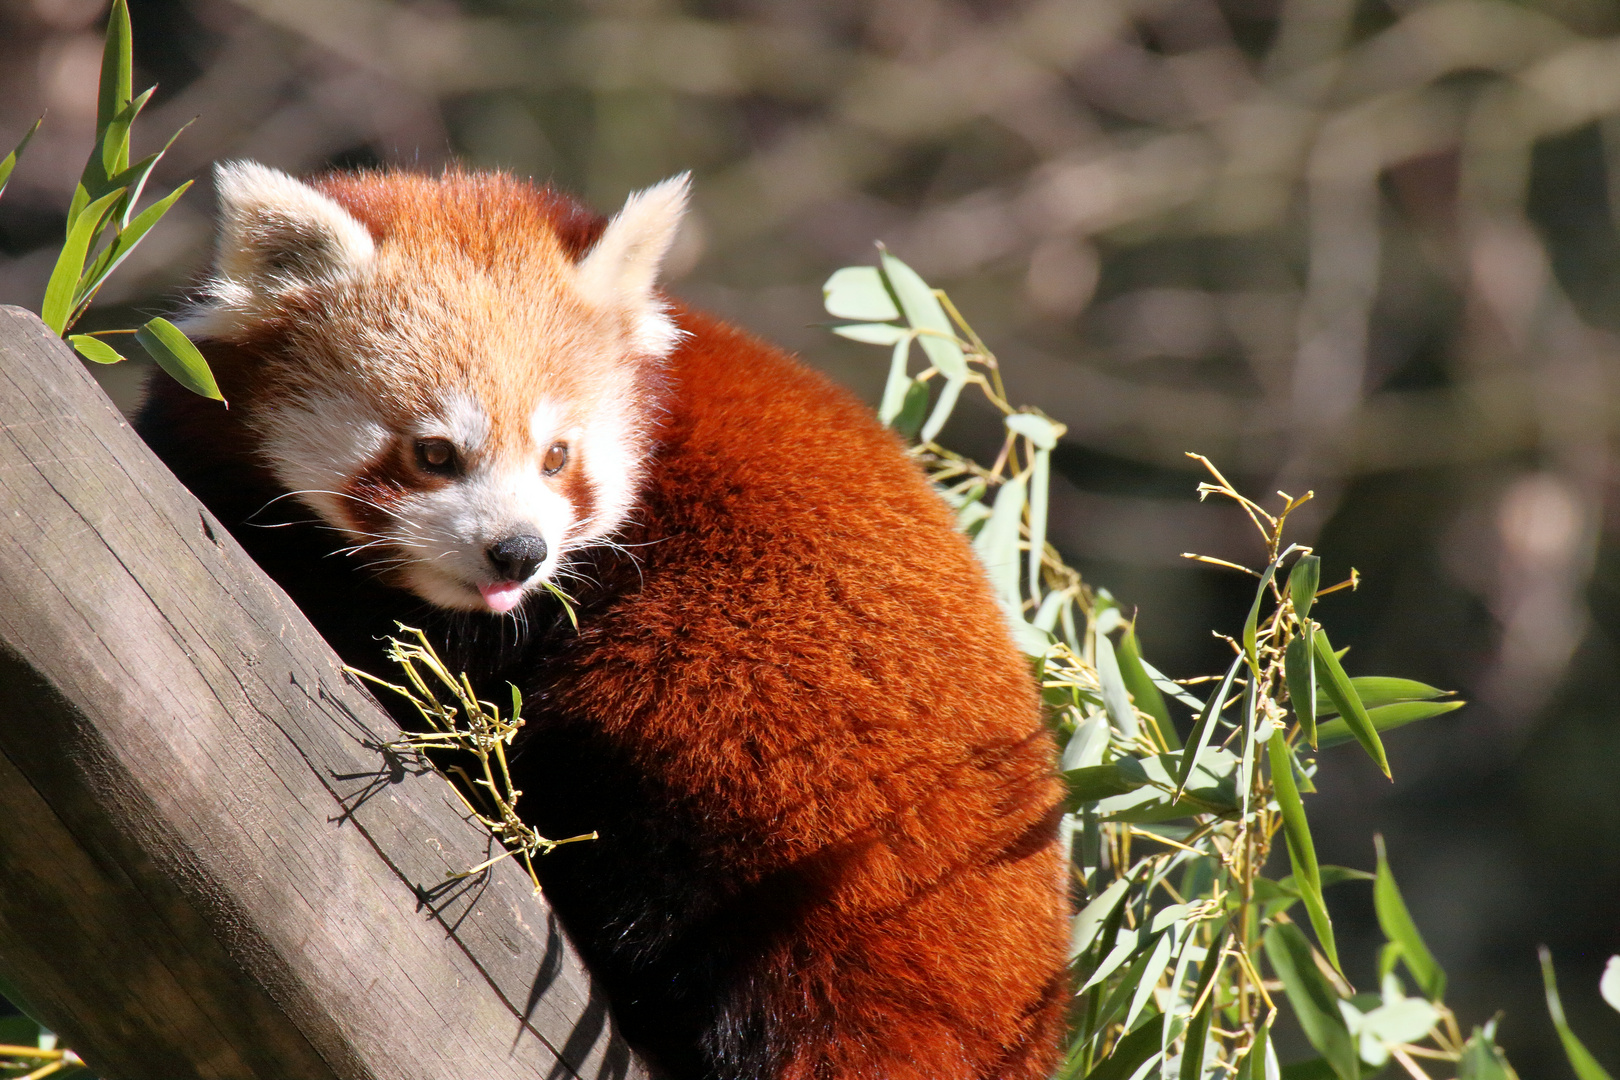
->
[479,581,527,614]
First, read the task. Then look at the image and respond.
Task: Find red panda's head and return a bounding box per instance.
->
[185,163,689,614]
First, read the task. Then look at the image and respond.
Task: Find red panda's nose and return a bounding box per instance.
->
[487,534,547,582]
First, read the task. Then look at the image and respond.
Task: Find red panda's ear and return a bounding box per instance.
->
[575,173,690,358]
[186,162,375,339]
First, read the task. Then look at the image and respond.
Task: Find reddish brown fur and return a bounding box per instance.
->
[138,170,1068,1080]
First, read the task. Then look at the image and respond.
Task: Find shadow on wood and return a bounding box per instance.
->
[0,305,650,1080]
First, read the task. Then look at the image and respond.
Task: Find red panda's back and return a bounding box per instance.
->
[537,308,1068,1080]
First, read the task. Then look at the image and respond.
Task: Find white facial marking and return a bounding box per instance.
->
[258,390,390,532]
[437,391,490,454]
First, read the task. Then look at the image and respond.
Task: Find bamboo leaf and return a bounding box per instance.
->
[1242,560,1281,674]
[1317,677,1452,715]
[1459,1021,1517,1080]
[1269,731,1338,971]
[1264,923,1358,1080]
[1083,1015,1166,1080]
[1027,445,1050,603]
[1287,632,1318,747]
[833,322,908,345]
[1064,762,1147,809]
[1095,633,1140,740]
[822,265,899,321]
[0,117,42,202]
[1174,654,1242,798]
[73,180,193,314]
[1289,554,1320,619]
[1069,877,1131,960]
[894,380,929,441]
[84,86,152,202]
[1006,412,1060,450]
[1373,835,1446,1000]
[40,186,125,334]
[878,332,916,425]
[917,373,965,443]
[136,317,224,403]
[69,334,125,364]
[1234,1020,1277,1080]
[880,250,967,381]
[973,472,1026,610]
[1540,948,1616,1080]
[97,0,133,154]
[1118,627,1176,749]
[1315,701,1463,750]
[1179,922,1230,1080]
[1312,628,1390,778]
[1060,711,1110,773]
[1124,927,1176,1031]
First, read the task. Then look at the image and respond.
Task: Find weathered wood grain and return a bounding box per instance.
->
[0,305,649,1080]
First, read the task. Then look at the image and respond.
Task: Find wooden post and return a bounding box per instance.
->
[0,306,650,1080]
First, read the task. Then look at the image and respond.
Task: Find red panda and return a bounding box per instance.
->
[136,163,1069,1080]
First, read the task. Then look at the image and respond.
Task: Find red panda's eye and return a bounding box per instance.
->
[543,442,568,475]
[414,438,459,475]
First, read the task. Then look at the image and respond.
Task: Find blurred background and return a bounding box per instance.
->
[2,0,1618,1071]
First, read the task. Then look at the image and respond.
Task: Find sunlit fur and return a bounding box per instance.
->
[136,166,1068,1080]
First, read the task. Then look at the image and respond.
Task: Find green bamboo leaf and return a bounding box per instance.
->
[1315,701,1463,750]
[822,265,900,321]
[84,86,152,202]
[893,379,929,442]
[0,117,42,202]
[1242,560,1281,674]
[879,250,967,381]
[878,332,915,425]
[1063,762,1147,809]
[1373,835,1446,1001]
[73,180,193,315]
[1289,554,1320,619]
[1081,925,1157,994]
[106,116,193,228]
[1026,445,1050,603]
[1095,633,1139,740]
[1174,654,1242,798]
[1005,412,1060,450]
[1269,731,1338,971]
[917,373,965,443]
[973,472,1025,610]
[1316,677,1452,714]
[1118,627,1176,749]
[832,322,908,345]
[1060,710,1109,772]
[41,186,125,334]
[1234,1020,1275,1080]
[1137,655,1208,712]
[1124,927,1175,1031]
[1287,632,1318,747]
[1601,957,1620,1014]
[97,0,133,151]
[1264,922,1358,1080]
[1033,589,1067,634]
[1179,922,1230,1080]
[136,317,224,403]
[1068,877,1131,960]
[1312,628,1390,778]
[1082,1014,1166,1080]
[1459,1021,1517,1080]
[1541,948,1616,1080]
[69,334,126,364]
